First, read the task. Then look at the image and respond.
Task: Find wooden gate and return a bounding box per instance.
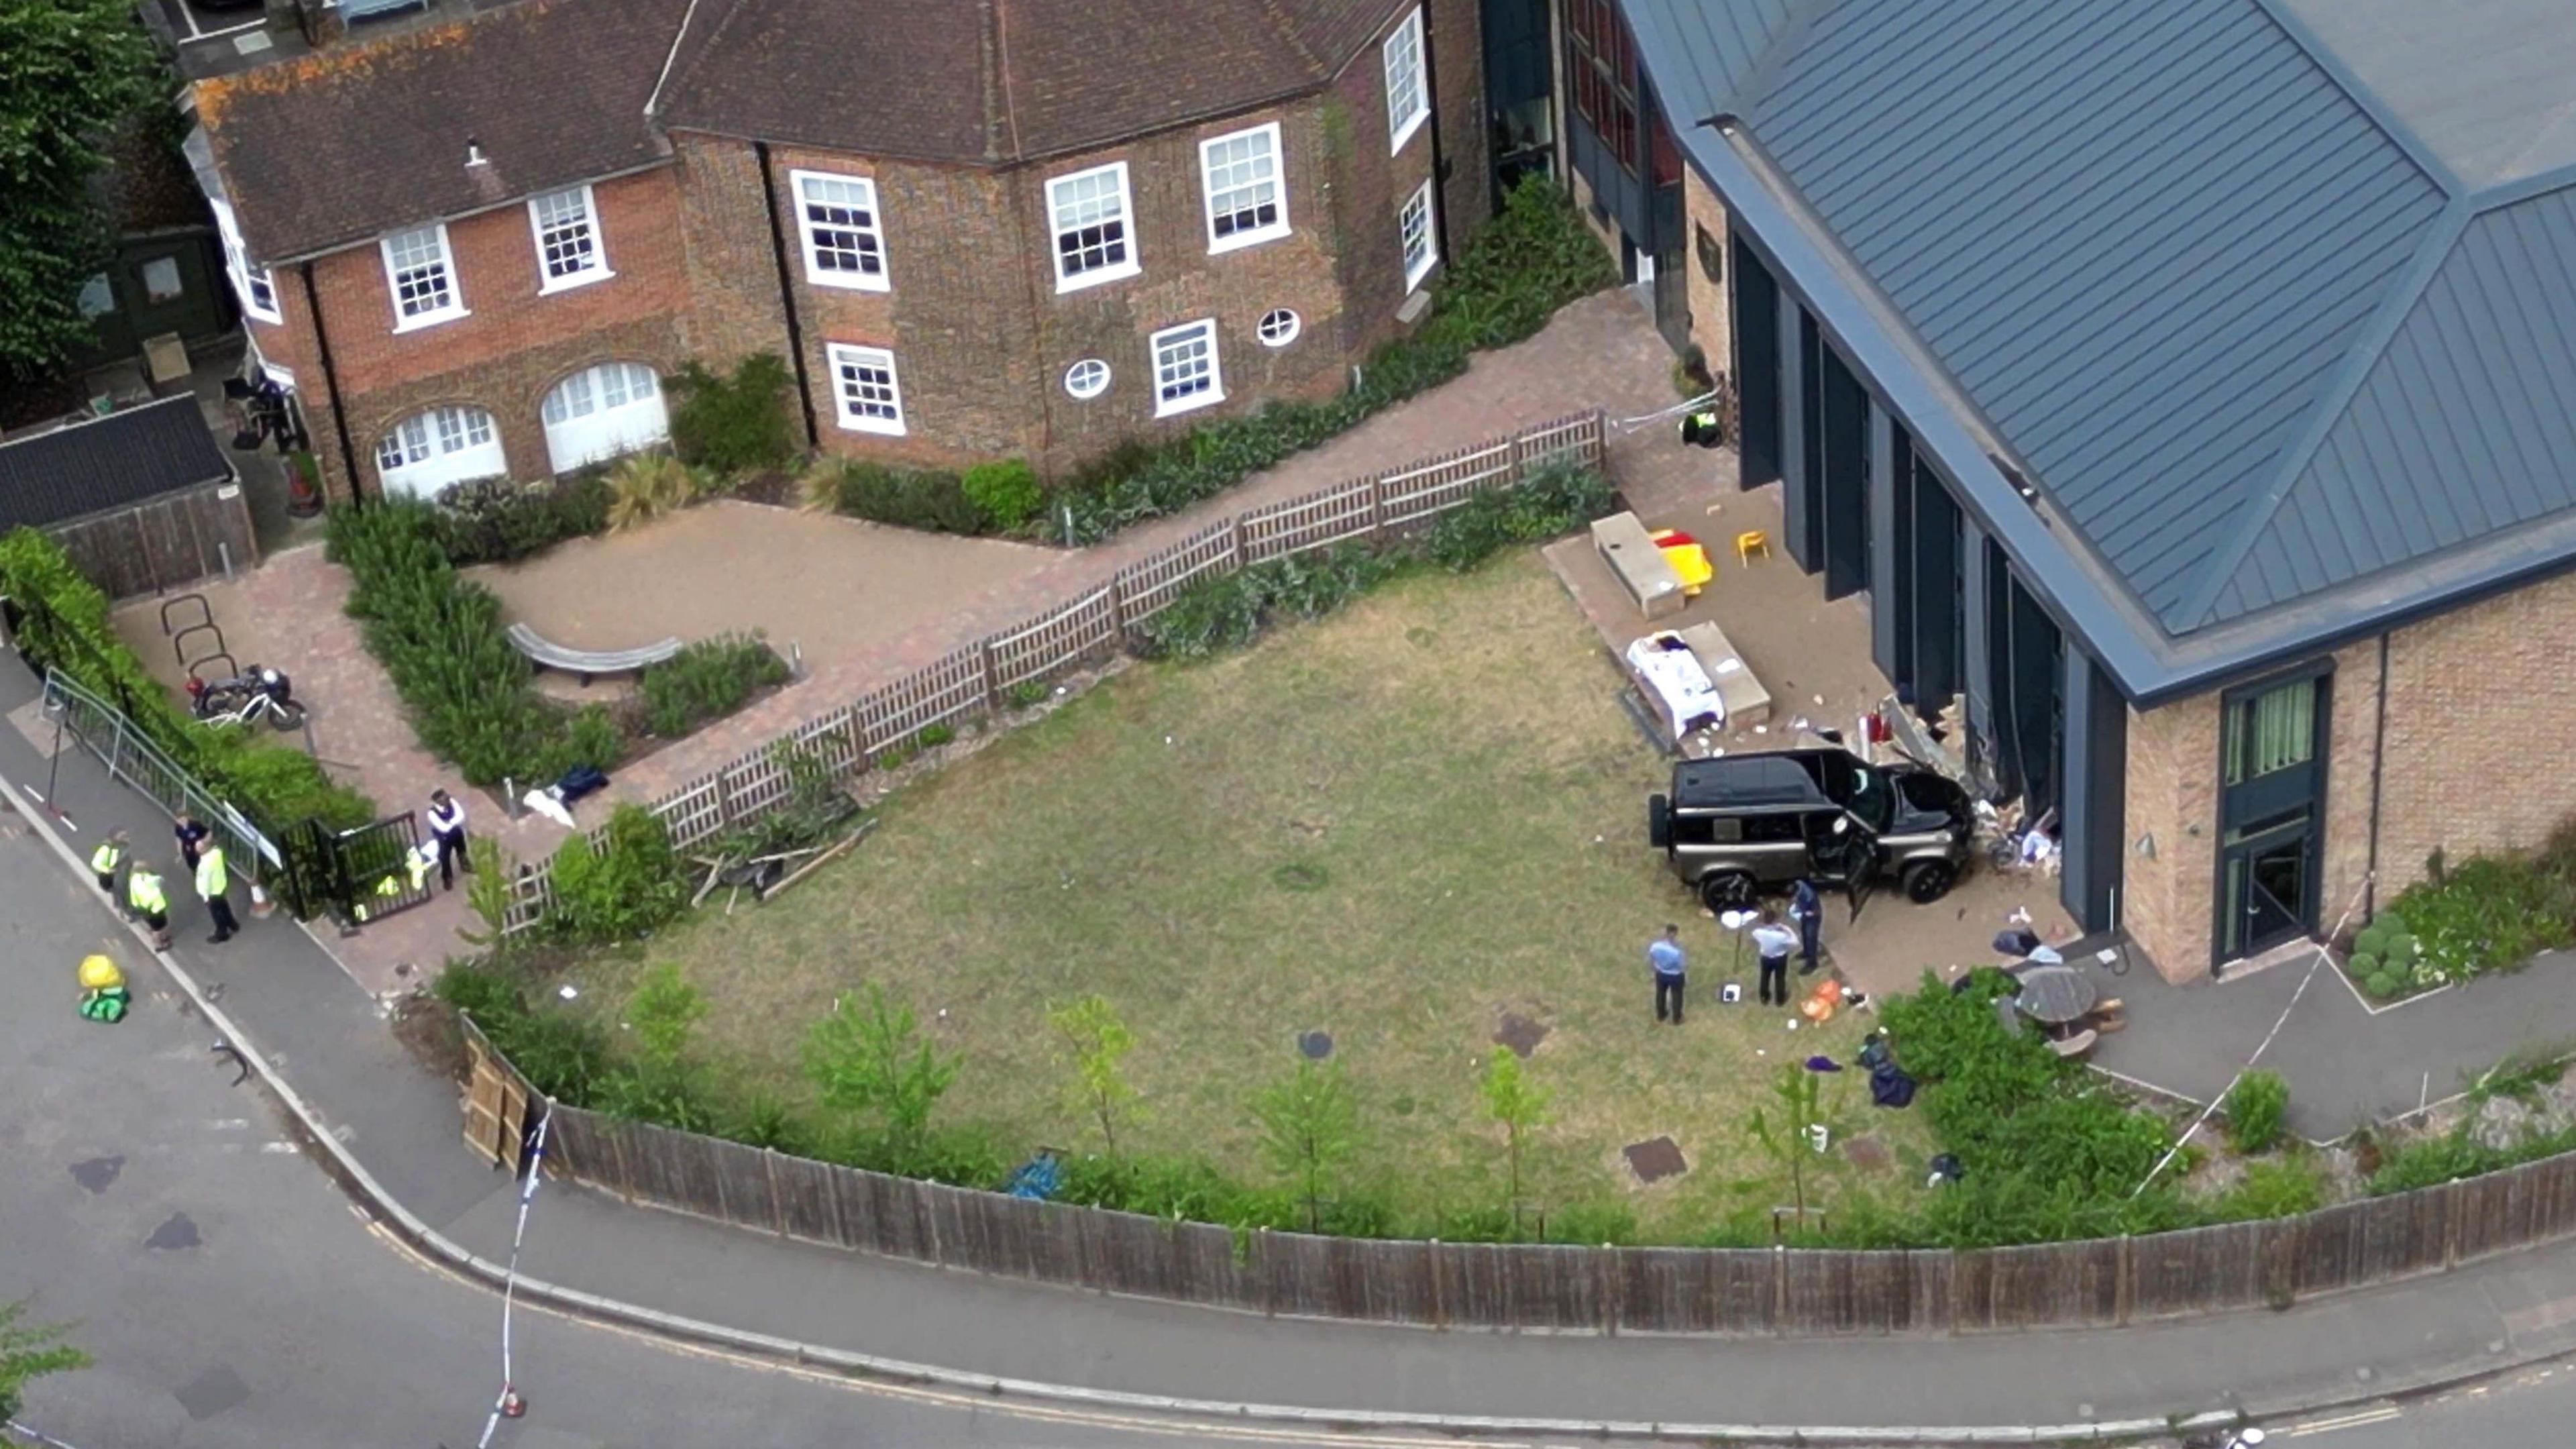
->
[463,1033,533,1174]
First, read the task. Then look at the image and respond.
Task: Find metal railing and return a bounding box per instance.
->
[38,667,281,878]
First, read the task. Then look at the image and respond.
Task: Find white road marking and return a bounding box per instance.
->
[2288,1405,2402,1435]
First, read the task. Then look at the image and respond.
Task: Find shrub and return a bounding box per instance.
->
[2385,848,2576,983]
[2224,1069,2289,1154]
[604,453,700,532]
[961,458,1043,533]
[638,633,789,737]
[1055,176,1614,544]
[916,722,955,749]
[1005,679,1052,709]
[667,354,797,477]
[432,474,612,565]
[0,527,374,833]
[2214,1155,2326,1219]
[1420,458,1615,572]
[828,460,985,534]
[1132,543,1395,660]
[544,802,688,944]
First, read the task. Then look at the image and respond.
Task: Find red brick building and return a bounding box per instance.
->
[193,0,1490,502]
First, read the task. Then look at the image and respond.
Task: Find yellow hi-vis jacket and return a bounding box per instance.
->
[196,846,229,900]
[129,868,168,915]
[91,841,123,873]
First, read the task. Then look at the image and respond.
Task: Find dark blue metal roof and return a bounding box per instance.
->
[0,397,233,533]
[1626,0,2576,684]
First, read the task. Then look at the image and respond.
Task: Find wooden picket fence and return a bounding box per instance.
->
[497,411,1607,932]
[513,1095,2576,1334]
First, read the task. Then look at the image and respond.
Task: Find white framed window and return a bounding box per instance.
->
[1149,319,1224,418]
[1399,179,1438,292]
[210,198,280,325]
[1046,162,1139,292]
[791,169,890,291]
[1064,358,1110,399]
[540,362,667,473]
[528,184,612,292]
[1200,122,1287,253]
[1383,7,1429,155]
[381,223,466,330]
[826,343,906,435]
[1256,308,1301,347]
[375,405,505,497]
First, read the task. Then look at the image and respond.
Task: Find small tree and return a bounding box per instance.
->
[0,1299,88,1423]
[627,962,707,1070]
[1746,1062,1849,1237]
[1049,994,1138,1158]
[1252,1057,1364,1233]
[596,961,712,1130]
[801,984,958,1161]
[1478,1048,1551,1235]
[2225,1069,2290,1155]
[455,835,515,949]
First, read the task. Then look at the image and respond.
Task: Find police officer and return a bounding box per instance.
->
[174,810,211,872]
[425,788,470,891]
[197,842,239,944]
[1679,407,1725,448]
[91,828,128,899]
[129,861,172,950]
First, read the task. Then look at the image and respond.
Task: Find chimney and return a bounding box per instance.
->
[466,137,488,168]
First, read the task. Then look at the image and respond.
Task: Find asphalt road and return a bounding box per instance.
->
[0,802,1464,1449]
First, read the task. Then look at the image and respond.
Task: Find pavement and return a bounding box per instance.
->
[2091,943,2576,1138]
[23,654,2576,1444]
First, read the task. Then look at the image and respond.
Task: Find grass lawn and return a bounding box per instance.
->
[567,552,1936,1239]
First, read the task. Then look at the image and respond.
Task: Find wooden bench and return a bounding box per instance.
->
[1591,511,1686,620]
[1674,620,1774,727]
[506,621,682,685]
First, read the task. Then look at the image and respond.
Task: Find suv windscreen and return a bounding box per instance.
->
[1807,755,1895,835]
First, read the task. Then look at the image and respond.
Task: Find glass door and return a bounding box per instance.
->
[2212,668,2330,970]
[2220,811,2312,961]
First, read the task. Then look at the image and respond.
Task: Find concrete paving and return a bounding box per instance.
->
[2091,943,2576,1137]
[19,655,2576,1442]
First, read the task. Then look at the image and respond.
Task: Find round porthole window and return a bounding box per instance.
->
[1064,358,1110,399]
[1256,308,1301,347]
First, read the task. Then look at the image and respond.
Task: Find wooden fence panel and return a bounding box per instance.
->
[989,586,1119,692]
[1950,1239,2122,1331]
[1112,523,1236,625]
[767,1148,845,1245]
[48,484,256,600]
[2130,1222,2267,1319]
[1379,440,1515,527]
[624,1120,730,1223]
[1239,478,1377,561]
[2297,1193,2449,1296]
[828,1166,931,1260]
[1613,1247,1779,1334]
[543,1106,625,1193]
[650,776,728,855]
[2457,1155,2576,1260]
[1507,1244,1608,1330]
[700,1134,778,1232]
[855,645,986,752]
[1433,1241,1513,1328]
[1515,411,1607,472]
[1781,1250,1947,1335]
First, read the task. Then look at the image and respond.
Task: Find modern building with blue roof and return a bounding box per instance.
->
[1548,0,2576,976]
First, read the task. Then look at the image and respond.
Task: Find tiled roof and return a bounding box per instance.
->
[197,0,1409,262]
[195,0,692,262]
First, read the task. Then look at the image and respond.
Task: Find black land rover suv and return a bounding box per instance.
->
[1646,748,1973,912]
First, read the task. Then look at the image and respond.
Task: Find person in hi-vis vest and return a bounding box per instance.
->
[197,843,239,945]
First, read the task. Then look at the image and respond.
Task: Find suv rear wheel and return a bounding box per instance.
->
[1697,870,1758,912]
[1900,859,1957,904]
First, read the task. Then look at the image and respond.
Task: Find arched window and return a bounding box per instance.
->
[540,362,667,474]
[375,405,506,497]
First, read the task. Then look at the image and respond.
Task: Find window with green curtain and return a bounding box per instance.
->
[2225,678,2316,784]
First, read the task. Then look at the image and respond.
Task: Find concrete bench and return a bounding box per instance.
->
[1675,620,1773,727]
[506,621,682,685]
[1591,511,1686,620]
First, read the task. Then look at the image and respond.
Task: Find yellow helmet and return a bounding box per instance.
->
[78,954,124,990]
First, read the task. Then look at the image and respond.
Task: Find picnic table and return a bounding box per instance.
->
[2013,964,2098,1027]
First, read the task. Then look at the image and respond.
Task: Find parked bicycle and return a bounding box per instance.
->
[188,664,307,732]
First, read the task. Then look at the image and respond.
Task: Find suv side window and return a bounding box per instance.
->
[1671,815,1740,845]
[1740,813,1803,843]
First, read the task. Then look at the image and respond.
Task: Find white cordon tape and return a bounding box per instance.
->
[477,1104,553,1449]
[0,765,2453,1446]
[2131,872,2373,1197]
[1609,389,1719,434]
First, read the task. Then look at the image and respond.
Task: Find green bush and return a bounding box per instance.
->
[1056,177,1615,545]
[604,453,700,532]
[667,354,797,477]
[1420,458,1615,571]
[544,802,688,944]
[638,633,789,737]
[826,460,985,534]
[961,458,1043,533]
[2385,847,2576,985]
[0,527,373,833]
[2224,1069,2289,1154]
[2368,1122,2576,1195]
[2214,1155,2326,1219]
[432,474,611,565]
[1133,543,1396,660]
[2366,970,2403,999]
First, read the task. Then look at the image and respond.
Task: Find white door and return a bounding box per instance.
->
[541,362,668,473]
[376,406,507,498]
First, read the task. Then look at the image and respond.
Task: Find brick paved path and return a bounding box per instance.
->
[610,289,1686,802]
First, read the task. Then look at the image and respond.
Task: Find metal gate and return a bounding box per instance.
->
[284,812,432,928]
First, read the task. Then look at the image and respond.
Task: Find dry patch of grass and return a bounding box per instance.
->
[572,553,1933,1236]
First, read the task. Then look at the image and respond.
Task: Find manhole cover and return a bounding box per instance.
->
[172,1362,250,1421]
[1297,1029,1333,1059]
[1623,1136,1688,1183]
[1842,1136,1892,1173]
[1493,1012,1550,1058]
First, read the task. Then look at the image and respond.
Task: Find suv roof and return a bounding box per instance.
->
[1671,750,1846,811]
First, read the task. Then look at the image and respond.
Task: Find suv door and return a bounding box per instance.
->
[1804,810,1878,920]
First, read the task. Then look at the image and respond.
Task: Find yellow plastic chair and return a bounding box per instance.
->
[1735,529,1772,566]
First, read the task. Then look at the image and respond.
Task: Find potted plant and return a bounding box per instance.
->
[286,449,325,519]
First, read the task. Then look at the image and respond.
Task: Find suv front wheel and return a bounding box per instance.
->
[1900,859,1957,904]
[1697,870,1759,912]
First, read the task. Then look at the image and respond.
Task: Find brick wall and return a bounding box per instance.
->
[277,165,696,500]
[2121,568,2576,980]
[1682,166,1733,387]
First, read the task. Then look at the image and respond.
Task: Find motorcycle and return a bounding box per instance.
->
[188,664,307,732]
